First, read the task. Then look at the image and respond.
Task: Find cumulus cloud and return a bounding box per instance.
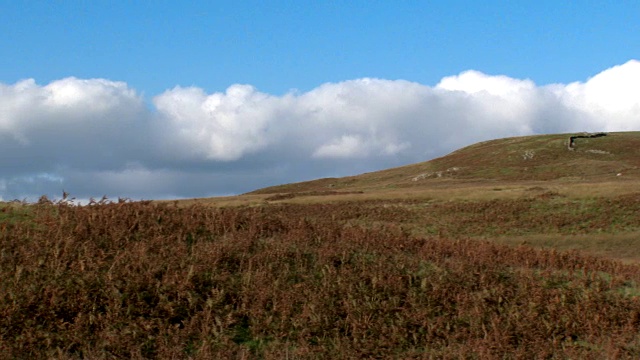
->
[153,84,277,161]
[1,60,639,200]
[553,60,640,131]
[0,77,148,173]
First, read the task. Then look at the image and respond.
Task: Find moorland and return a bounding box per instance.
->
[2,132,640,358]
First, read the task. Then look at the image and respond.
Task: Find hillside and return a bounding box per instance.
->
[248,132,640,196]
[5,132,640,358]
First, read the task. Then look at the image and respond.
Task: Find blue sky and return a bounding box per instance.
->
[2,1,637,94]
[1,1,639,201]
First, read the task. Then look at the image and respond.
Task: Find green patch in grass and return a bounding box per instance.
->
[231,315,273,355]
[0,203,33,225]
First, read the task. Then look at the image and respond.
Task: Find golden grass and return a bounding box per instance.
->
[182,177,640,206]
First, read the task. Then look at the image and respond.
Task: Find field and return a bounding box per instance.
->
[3,132,640,358]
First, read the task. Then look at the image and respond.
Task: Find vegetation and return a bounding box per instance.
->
[3,132,640,358]
[248,131,640,194]
[3,195,640,358]
[0,201,32,228]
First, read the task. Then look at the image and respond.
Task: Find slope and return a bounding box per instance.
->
[248,131,640,196]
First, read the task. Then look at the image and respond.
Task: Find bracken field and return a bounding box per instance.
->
[3,193,640,359]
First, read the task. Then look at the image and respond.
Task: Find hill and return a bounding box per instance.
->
[5,132,640,358]
[181,131,640,264]
[247,131,640,196]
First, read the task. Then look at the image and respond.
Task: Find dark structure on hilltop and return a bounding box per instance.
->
[568,132,607,150]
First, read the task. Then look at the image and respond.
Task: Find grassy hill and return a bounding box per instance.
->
[248,131,640,196]
[195,130,640,263]
[4,131,640,358]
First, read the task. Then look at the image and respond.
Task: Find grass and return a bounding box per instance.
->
[191,188,640,263]
[491,232,640,264]
[5,131,640,358]
[247,131,640,195]
[0,201,32,227]
[4,200,640,358]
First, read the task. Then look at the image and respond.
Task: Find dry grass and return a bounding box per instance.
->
[199,177,640,208]
[491,232,640,264]
[193,188,640,262]
[247,132,640,197]
[5,132,640,357]
[3,197,640,358]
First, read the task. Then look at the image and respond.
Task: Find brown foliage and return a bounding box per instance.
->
[264,190,364,201]
[2,199,640,358]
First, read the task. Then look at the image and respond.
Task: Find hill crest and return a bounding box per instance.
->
[248,132,640,195]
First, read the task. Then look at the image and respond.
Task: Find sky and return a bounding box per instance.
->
[1,1,639,201]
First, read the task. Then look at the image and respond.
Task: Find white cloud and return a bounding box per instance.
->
[0,60,639,200]
[153,84,277,161]
[552,60,640,131]
[313,135,367,159]
[0,77,147,172]
[436,70,536,97]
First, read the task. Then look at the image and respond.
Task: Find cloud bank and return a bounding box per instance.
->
[1,60,639,201]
